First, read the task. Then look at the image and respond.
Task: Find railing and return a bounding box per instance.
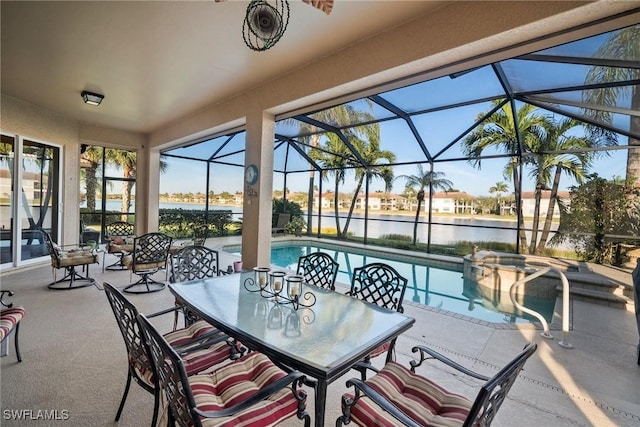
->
[509,264,573,349]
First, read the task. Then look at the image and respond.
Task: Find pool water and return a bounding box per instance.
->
[230,241,556,324]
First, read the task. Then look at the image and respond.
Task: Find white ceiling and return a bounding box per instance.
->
[1,0,449,134]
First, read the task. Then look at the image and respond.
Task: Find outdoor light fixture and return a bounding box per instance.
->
[81,91,104,106]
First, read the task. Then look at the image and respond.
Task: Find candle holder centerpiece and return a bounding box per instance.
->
[244,268,316,310]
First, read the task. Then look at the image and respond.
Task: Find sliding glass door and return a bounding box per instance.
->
[0,134,60,268]
[0,135,15,265]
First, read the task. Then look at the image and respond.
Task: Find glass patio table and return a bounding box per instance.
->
[169,271,415,427]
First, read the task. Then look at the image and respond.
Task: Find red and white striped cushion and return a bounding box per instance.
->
[368,341,391,359]
[0,306,25,342]
[345,361,472,427]
[190,352,301,427]
[133,320,231,383]
[163,319,222,347]
[164,320,231,376]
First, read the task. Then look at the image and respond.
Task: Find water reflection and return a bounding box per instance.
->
[269,243,556,324]
[311,213,560,247]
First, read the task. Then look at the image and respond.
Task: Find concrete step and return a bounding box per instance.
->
[564,272,631,298]
[558,285,632,309]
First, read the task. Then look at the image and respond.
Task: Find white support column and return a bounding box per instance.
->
[241,110,275,269]
[135,141,160,234]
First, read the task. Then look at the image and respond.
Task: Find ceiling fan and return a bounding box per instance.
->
[216,0,333,51]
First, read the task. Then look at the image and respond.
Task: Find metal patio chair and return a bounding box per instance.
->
[137,312,311,427]
[191,224,209,246]
[337,342,538,427]
[347,262,408,380]
[104,221,135,271]
[1,290,25,362]
[296,252,339,291]
[40,227,98,290]
[170,245,221,329]
[122,232,172,294]
[104,283,238,427]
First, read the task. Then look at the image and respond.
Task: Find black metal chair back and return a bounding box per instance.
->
[104,221,135,271]
[123,232,172,293]
[106,221,135,239]
[137,313,203,427]
[170,245,220,283]
[349,263,408,313]
[192,224,209,246]
[132,232,172,267]
[103,282,158,424]
[39,227,61,263]
[296,252,339,290]
[464,342,538,426]
[170,245,221,327]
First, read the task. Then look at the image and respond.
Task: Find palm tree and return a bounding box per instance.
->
[584,24,640,189]
[340,124,396,239]
[529,118,594,254]
[309,132,353,236]
[397,165,453,245]
[488,181,508,214]
[80,146,103,211]
[108,150,137,218]
[287,101,374,228]
[108,149,168,220]
[463,101,548,253]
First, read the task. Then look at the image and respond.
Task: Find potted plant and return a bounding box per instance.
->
[285,216,307,237]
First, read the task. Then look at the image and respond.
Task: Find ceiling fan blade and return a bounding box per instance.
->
[302,0,333,15]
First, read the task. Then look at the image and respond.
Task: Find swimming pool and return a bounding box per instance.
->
[227,241,556,324]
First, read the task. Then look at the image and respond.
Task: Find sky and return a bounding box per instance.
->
[157,25,636,198]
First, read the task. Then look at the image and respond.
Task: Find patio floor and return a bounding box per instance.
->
[1,236,638,426]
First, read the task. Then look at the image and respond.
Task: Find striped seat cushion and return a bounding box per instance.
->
[344,361,472,427]
[132,320,231,383]
[164,319,221,347]
[191,352,301,427]
[0,306,25,342]
[164,320,231,375]
[368,341,391,359]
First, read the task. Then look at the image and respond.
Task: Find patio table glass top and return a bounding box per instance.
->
[169,271,415,379]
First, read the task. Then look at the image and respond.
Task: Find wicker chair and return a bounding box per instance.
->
[104,221,135,271]
[137,312,311,427]
[1,290,25,362]
[347,263,408,380]
[40,227,98,290]
[337,342,538,427]
[296,252,339,291]
[122,232,172,294]
[104,283,238,426]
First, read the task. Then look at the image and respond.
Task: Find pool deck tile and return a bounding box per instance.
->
[1,236,638,427]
